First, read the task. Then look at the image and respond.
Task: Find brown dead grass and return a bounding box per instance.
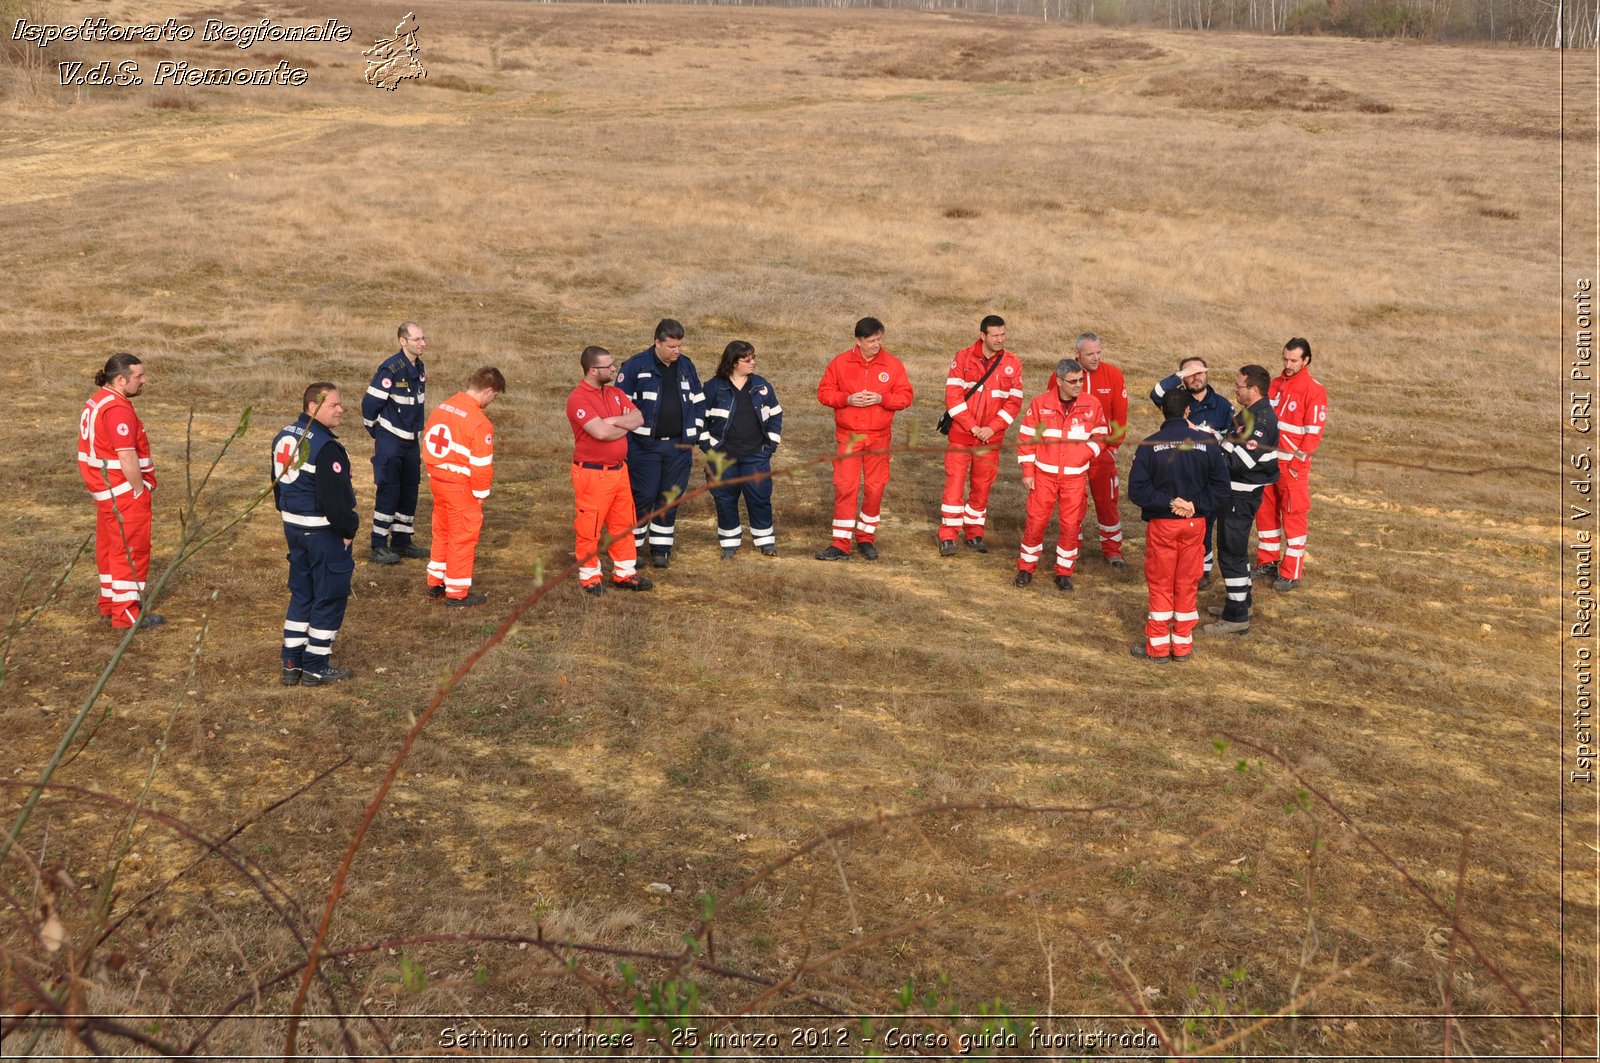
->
[0,0,1585,1057]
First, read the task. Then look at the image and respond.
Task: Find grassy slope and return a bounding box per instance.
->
[0,0,1583,1055]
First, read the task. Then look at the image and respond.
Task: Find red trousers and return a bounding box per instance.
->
[426,479,483,600]
[939,444,1000,542]
[1143,517,1204,660]
[1082,450,1124,560]
[572,464,638,586]
[1018,473,1087,575]
[1256,461,1312,580]
[830,430,891,552]
[95,490,152,628]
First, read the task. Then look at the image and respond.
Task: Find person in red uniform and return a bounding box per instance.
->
[938,314,1024,556]
[567,346,653,596]
[815,316,914,561]
[78,353,163,631]
[1255,337,1328,592]
[1014,358,1107,592]
[423,367,505,607]
[1074,332,1130,568]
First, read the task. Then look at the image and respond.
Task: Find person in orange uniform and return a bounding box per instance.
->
[422,367,505,607]
[78,353,163,631]
[1073,332,1130,569]
[815,316,914,562]
[1254,337,1329,592]
[1014,357,1108,592]
[938,314,1024,556]
[566,346,653,596]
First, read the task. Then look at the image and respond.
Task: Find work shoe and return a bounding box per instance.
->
[582,583,606,597]
[1273,577,1299,593]
[651,552,671,569]
[281,665,302,686]
[614,575,653,591]
[1129,644,1169,664]
[425,584,445,599]
[857,542,879,561]
[1055,575,1075,593]
[301,664,355,686]
[1251,561,1279,580]
[396,543,430,559]
[938,539,958,557]
[965,537,989,554]
[815,546,849,561]
[369,546,401,565]
[1109,557,1127,570]
[132,612,166,630]
[1197,573,1213,591]
[1203,619,1251,636]
[721,547,738,560]
[1206,605,1250,620]
[445,592,488,608]
[1014,570,1033,588]
[1171,651,1195,663]
[759,546,778,557]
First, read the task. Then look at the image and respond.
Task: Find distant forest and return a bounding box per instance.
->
[561,0,1596,47]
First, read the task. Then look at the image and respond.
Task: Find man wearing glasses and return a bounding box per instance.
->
[566,346,653,596]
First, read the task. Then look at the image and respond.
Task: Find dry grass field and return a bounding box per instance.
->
[0,0,1589,1057]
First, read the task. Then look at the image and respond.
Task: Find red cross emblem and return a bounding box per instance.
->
[274,437,301,481]
[426,423,453,458]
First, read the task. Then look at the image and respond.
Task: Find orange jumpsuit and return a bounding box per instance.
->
[817,346,914,552]
[940,340,1024,543]
[422,392,495,600]
[566,380,640,587]
[78,387,154,628]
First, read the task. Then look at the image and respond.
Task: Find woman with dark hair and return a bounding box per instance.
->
[700,341,783,559]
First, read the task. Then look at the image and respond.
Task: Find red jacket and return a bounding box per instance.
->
[818,346,913,436]
[944,340,1024,445]
[1017,390,1107,476]
[78,387,154,501]
[1046,362,1129,450]
[1269,370,1328,465]
[423,392,495,501]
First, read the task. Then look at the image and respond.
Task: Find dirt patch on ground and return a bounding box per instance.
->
[1141,62,1392,112]
[835,31,1166,82]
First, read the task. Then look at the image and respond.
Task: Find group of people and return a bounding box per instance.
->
[74,314,1326,680]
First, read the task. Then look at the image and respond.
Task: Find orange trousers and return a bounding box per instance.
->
[426,479,483,600]
[95,490,152,629]
[1143,517,1204,660]
[830,430,892,551]
[1256,461,1313,581]
[572,464,638,586]
[1018,474,1087,575]
[939,444,1000,542]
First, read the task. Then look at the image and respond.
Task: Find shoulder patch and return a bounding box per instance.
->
[381,377,392,388]
[484,433,492,446]
[1004,365,1015,375]
[332,460,343,473]
[116,423,130,437]
[576,408,588,420]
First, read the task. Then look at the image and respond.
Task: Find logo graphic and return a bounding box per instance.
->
[1004,365,1015,375]
[878,372,890,383]
[333,460,343,473]
[576,409,588,420]
[116,423,130,437]
[425,423,454,458]
[363,11,427,90]
[80,410,92,440]
[274,437,302,483]
[381,377,392,388]
[1287,400,1298,412]
[758,387,768,395]
[484,433,493,446]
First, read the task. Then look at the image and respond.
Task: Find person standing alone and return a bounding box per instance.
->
[363,321,428,565]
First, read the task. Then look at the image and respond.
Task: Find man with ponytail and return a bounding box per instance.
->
[78,354,162,630]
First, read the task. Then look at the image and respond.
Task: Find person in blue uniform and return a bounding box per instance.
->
[700,341,783,559]
[615,318,706,569]
[272,382,360,687]
[362,321,428,564]
[1205,364,1280,637]
[1148,356,1234,588]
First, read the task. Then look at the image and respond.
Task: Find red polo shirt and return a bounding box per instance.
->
[566,380,638,465]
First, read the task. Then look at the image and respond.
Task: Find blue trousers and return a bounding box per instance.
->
[710,452,775,549]
[284,528,353,670]
[627,436,692,555]
[371,436,419,549]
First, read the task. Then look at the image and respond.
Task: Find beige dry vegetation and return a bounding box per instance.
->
[0,0,1588,1057]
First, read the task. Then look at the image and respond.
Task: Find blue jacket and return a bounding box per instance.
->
[272,415,359,539]
[700,374,782,453]
[362,351,427,442]
[1149,375,1234,439]
[1127,417,1230,522]
[1221,397,1280,492]
[616,347,705,447]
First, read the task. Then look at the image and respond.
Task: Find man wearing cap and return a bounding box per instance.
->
[567,346,653,596]
[1128,386,1230,663]
[1149,355,1233,588]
